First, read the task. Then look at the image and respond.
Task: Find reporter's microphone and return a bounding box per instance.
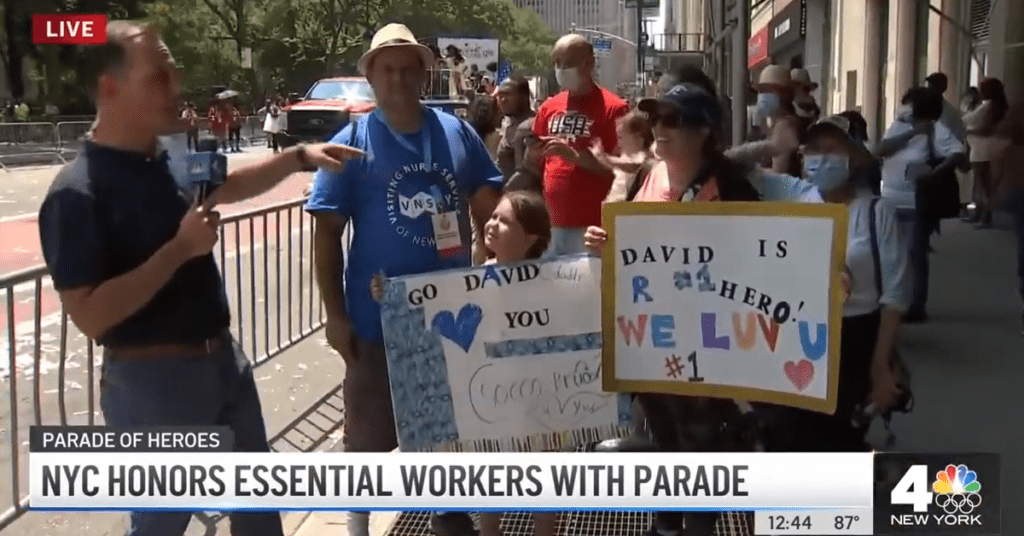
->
[187,138,227,204]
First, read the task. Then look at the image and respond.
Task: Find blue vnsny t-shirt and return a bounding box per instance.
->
[305,107,502,341]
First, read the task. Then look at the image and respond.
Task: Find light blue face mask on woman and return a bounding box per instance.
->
[803,154,850,192]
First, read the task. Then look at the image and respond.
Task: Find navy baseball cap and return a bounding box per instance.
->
[638,83,722,127]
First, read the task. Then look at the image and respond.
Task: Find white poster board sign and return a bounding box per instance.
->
[380,256,632,452]
[437,38,500,77]
[601,202,848,413]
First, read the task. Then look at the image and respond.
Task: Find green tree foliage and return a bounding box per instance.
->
[2,0,557,111]
[145,0,239,100]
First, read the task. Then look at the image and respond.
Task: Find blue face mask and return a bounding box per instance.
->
[757,92,781,120]
[803,154,850,192]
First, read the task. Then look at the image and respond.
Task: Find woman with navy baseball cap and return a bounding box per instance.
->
[586,83,761,536]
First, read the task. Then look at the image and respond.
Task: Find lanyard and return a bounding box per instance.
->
[374,107,432,169]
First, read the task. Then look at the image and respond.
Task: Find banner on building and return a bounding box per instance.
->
[379,255,632,453]
[601,202,848,414]
[748,26,770,68]
[437,38,500,77]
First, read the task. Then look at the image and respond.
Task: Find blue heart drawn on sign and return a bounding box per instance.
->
[431,303,483,352]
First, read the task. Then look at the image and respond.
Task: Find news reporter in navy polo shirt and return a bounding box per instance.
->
[306,24,502,536]
[37,22,362,536]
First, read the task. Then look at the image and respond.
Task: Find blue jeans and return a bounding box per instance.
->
[894,208,930,314]
[100,336,284,536]
[544,227,588,258]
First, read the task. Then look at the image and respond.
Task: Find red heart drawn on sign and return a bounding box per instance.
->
[784,360,814,391]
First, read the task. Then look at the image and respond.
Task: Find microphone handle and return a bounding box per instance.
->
[197,182,208,204]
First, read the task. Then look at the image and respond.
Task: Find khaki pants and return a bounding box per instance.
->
[342,335,399,453]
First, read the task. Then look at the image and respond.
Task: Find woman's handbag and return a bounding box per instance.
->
[915,127,961,226]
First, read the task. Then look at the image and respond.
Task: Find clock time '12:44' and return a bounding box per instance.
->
[766,515,812,531]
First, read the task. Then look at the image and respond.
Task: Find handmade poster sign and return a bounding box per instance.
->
[379,255,633,452]
[601,202,849,414]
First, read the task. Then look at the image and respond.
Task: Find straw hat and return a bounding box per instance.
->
[752,64,791,92]
[790,68,818,90]
[357,24,434,75]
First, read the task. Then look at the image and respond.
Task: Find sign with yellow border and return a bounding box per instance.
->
[600,201,848,414]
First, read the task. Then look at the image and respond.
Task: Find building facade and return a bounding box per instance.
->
[511,0,637,93]
[827,0,1024,144]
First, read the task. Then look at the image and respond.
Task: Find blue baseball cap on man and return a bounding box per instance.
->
[637,83,723,127]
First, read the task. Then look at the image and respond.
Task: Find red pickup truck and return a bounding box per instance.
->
[281,73,468,148]
[279,77,376,148]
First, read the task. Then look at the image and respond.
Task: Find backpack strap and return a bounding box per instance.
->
[625,161,652,202]
[868,197,883,299]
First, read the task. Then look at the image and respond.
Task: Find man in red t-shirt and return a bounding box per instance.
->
[532,33,628,255]
[208,101,229,152]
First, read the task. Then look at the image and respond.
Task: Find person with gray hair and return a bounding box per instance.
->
[758,115,910,453]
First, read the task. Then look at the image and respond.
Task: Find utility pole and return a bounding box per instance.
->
[714,0,727,95]
[636,1,645,92]
[730,0,749,146]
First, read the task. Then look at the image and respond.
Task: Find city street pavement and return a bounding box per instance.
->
[0,146,309,273]
[864,216,1024,530]
[290,217,1024,536]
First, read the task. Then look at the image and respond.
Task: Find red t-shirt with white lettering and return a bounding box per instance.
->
[533,87,628,228]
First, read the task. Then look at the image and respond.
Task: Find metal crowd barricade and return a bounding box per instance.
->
[0,198,326,531]
[54,121,95,155]
[240,115,267,147]
[424,68,457,100]
[0,122,63,169]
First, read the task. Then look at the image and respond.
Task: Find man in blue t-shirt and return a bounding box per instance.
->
[305,23,501,536]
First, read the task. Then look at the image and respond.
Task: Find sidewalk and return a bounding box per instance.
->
[287,216,1024,536]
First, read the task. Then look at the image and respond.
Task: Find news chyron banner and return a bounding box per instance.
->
[28,427,1000,535]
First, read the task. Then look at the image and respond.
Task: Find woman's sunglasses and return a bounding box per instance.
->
[649,112,700,129]
[650,113,684,129]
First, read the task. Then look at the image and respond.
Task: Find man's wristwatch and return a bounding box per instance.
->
[295,144,316,172]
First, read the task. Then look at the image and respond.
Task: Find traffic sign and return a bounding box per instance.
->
[593,39,613,56]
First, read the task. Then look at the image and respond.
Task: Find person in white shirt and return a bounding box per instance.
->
[925,72,967,142]
[962,77,1010,228]
[758,115,910,452]
[877,87,965,323]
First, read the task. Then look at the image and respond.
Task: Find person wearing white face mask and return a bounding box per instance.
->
[529,33,627,256]
[876,87,965,323]
[759,116,911,455]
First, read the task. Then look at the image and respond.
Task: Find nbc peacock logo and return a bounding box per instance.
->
[932,464,982,515]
